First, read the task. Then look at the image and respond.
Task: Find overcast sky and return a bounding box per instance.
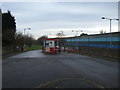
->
[2,2,119,39]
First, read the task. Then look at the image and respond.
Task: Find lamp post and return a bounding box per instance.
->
[23,28,31,50]
[72,30,83,36]
[102,17,119,48]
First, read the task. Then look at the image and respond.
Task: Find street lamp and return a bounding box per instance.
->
[72,30,83,36]
[102,17,119,48]
[24,28,31,49]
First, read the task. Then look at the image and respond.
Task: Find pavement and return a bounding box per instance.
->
[2,50,119,88]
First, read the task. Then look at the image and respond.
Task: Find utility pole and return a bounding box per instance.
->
[23,28,31,51]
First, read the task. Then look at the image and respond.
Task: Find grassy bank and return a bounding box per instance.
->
[26,45,42,51]
[2,45,42,59]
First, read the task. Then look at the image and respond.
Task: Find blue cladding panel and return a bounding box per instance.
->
[66,37,120,42]
[65,43,120,49]
[65,34,120,49]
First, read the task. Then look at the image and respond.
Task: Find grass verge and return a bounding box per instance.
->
[26,45,42,51]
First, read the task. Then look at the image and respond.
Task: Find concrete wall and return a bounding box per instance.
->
[2,45,22,57]
[2,46,15,56]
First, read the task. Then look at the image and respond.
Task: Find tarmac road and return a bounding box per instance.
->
[2,50,119,88]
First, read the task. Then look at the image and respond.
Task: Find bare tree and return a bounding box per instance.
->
[56,31,65,38]
[99,30,106,34]
[14,32,35,51]
[37,35,48,45]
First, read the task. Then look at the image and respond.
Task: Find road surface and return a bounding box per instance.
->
[2,50,119,88]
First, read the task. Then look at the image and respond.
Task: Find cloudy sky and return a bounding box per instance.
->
[2,1,119,39]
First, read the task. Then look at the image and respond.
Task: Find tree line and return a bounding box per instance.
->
[2,10,92,51]
[2,11,48,52]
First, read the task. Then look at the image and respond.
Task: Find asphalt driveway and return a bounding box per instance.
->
[2,50,119,88]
